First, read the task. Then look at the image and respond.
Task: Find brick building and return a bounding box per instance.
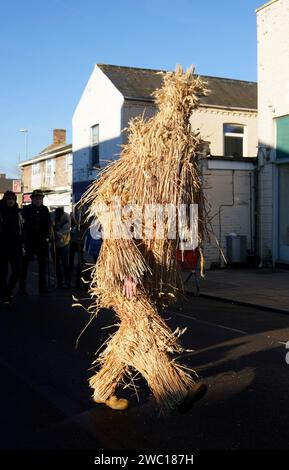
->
[0,173,21,205]
[19,129,72,213]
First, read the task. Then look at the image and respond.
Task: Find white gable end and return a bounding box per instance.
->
[73,65,124,186]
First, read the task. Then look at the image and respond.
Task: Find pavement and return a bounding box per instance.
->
[183,267,289,313]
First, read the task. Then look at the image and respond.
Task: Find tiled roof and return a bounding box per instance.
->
[39,143,72,156]
[98,64,257,110]
[19,143,72,167]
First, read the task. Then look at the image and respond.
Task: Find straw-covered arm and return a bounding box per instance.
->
[93,201,151,291]
[98,238,150,292]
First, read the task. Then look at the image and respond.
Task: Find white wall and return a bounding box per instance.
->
[31,173,41,189]
[258,0,289,146]
[203,163,255,268]
[72,65,124,184]
[257,0,289,264]
[44,191,72,214]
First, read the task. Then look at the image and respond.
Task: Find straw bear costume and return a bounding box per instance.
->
[84,66,208,413]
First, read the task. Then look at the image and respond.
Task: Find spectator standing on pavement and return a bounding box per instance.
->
[0,191,23,304]
[69,208,83,272]
[20,189,51,295]
[53,207,71,288]
[69,205,88,289]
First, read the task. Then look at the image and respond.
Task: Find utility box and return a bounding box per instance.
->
[226,235,247,264]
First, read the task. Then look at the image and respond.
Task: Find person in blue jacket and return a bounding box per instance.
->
[85,222,102,263]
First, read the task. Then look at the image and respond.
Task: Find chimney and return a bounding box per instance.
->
[53,129,66,146]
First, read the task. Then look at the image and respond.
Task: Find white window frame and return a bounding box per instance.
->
[90,124,100,168]
[223,124,247,157]
[32,163,40,175]
[45,159,55,186]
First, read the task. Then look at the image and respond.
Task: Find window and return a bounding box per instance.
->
[90,124,99,167]
[45,159,55,186]
[32,163,40,175]
[224,124,245,158]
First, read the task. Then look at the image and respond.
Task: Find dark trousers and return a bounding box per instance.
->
[20,243,48,292]
[55,245,71,286]
[69,241,83,271]
[0,248,22,300]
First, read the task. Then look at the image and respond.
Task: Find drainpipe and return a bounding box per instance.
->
[253,164,259,266]
[249,171,253,253]
[218,169,235,266]
[258,155,264,268]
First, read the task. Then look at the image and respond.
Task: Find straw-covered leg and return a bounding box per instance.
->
[89,349,129,408]
[90,293,197,413]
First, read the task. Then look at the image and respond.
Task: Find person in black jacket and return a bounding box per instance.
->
[0,191,23,304]
[19,189,51,295]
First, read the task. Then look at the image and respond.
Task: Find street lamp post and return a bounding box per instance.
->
[19,129,28,160]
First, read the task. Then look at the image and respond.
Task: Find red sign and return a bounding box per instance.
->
[13,180,21,193]
[22,194,31,203]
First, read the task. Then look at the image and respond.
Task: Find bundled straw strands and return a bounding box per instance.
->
[83,65,208,412]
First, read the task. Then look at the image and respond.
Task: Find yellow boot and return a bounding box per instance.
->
[93,394,129,411]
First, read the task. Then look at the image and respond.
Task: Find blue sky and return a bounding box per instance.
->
[0,0,263,178]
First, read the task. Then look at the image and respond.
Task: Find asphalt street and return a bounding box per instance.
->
[1,266,289,451]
